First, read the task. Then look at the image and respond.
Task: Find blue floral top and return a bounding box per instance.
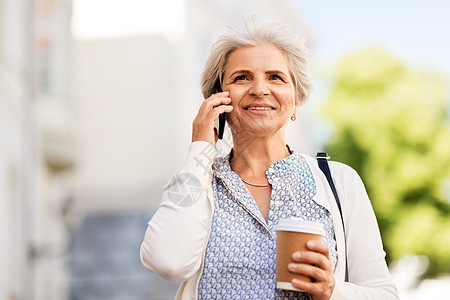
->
[197,151,337,299]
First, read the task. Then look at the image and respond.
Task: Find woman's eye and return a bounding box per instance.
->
[270,74,284,81]
[233,75,248,82]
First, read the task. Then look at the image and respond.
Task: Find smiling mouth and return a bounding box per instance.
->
[245,107,274,111]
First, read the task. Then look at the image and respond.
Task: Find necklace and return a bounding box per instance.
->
[229,146,291,188]
[240,177,270,187]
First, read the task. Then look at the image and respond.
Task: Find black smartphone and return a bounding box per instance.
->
[216,113,227,140]
[213,86,227,140]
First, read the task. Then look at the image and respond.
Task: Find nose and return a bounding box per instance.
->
[249,78,270,97]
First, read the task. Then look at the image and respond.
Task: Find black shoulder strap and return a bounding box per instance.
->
[316,152,344,223]
[316,152,349,282]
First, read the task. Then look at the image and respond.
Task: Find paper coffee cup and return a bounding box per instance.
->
[275,219,325,291]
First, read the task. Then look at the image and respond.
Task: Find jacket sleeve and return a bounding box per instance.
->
[140,141,216,284]
[329,163,399,300]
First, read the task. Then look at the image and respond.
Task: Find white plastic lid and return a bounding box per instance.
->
[275,218,325,236]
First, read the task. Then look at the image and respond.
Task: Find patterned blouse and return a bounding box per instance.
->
[197,151,338,299]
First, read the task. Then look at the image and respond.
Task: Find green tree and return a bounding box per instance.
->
[322,47,450,277]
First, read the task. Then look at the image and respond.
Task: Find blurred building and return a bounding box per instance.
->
[1,0,75,299]
[1,0,313,299]
[0,0,35,298]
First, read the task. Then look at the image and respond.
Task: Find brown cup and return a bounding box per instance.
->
[275,219,325,291]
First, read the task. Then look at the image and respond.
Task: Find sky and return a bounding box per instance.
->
[292,0,450,77]
[71,0,186,40]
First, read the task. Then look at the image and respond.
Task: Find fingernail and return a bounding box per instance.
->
[292,252,301,259]
[308,240,317,247]
[288,263,296,271]
[292,279,302,285]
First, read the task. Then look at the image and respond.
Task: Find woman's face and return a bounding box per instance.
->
[222,43,298,138]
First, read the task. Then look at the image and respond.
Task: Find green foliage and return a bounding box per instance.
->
[323,47,450,277]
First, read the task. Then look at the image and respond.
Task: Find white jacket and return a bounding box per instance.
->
[140,141,399,299]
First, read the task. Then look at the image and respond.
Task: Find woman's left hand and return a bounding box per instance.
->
[288,240,335,300]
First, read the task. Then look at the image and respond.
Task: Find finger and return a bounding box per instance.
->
[203,92,231,107]
[199,100,232,121]
[193,104,232,130]
[291,278,314,294]
[209,91,230,98]
[306,240,330,259]
[291,251,331,271]
[205,99,232,115]
[291,278,332,296]
[288,263,327,282]
[195,105,233,128]
[291,240,329,261]
[212,104,233,116]
[201,105,233,125]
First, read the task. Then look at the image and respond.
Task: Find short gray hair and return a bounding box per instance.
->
[201,19,313,103]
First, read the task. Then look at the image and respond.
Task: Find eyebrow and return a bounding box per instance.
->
[228,69,289,78]
[266,70,289,77]
[228,69,251,78]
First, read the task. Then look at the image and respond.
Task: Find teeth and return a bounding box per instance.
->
[247,107,273,110]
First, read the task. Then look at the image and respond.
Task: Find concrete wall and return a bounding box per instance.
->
[0,0,35,297]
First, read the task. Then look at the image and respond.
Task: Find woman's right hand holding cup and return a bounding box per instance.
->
[192,91,233,147]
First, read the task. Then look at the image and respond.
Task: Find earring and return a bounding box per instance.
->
[290,114,296,121]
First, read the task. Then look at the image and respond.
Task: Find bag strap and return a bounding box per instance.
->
[316,152,349,282]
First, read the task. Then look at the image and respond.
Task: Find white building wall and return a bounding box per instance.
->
[32,0,76,299]
[0,71,34,300]
[0,0,35,297]
[1,0,75,299]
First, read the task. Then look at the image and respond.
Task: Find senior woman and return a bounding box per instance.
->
[140,20,399,300]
